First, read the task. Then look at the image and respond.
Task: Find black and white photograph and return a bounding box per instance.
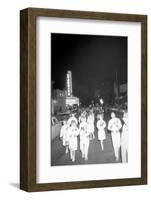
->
[51,33,128,166]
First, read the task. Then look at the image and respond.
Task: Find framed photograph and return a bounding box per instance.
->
[20,8,147,191]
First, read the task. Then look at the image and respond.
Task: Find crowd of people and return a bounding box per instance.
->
[59,108,128,163]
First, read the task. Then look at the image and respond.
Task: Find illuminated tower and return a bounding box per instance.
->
[65,70,79,106]
[66,70,73,97]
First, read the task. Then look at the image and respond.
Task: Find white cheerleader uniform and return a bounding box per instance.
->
[79,121,90,159]
[68,126,79,151]
[97,119,106,140]
[108,117,122,160]
[121,116,128,162]
[79,121,89,151]
[60,124,69,146]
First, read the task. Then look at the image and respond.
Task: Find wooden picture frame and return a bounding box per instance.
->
[20,7,147,192]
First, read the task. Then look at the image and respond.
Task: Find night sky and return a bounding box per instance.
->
[51,33,127,104]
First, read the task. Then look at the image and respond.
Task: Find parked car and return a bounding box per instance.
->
[51,116,62,141]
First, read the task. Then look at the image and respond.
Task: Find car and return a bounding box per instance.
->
[51,116,62,140]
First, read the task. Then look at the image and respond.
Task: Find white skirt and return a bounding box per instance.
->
[87,123,94,133]
[98,130,106,140]
[69,137,78,151]
[62,137,69,146]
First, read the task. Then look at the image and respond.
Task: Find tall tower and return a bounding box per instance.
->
[65,70,79,106]
[66,70,73,97]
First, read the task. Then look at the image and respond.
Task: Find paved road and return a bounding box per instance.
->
[51,129,122,166]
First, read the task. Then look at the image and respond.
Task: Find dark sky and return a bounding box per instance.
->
[51,33,127,104]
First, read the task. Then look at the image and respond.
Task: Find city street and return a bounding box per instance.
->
[51,128,122,166]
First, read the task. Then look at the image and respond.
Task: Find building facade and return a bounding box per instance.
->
[52,71,79,115]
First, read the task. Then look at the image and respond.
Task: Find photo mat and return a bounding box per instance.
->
[20,8,147,191]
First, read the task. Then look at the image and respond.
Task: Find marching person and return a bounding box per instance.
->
[68,121,79,162]
[121,111,128,163]
[79,116,90,160]
[108,112,122,161]
[97,114,106,150]
[99,98,104,111]
[60,120,69,154]
[79,111,87,124]
[87,111,95,140]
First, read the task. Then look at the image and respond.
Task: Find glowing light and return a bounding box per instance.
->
[66,70,72,97]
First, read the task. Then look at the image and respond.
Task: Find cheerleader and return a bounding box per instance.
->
[87,111,95,140]
[60,120,69,154]
[121,111,128,163]
[79,116,89,160]
[97,114,106,150]
[68,121,79,162]
[79,111,87,124]
[108,112,122,161]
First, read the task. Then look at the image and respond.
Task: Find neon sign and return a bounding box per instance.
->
[66,71,72,97]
